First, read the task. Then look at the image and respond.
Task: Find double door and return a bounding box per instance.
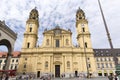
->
[55,65,60,77]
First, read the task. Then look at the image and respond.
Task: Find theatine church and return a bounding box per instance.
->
[17,8,110,77]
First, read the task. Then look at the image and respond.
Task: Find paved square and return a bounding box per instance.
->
[34,77,109,80]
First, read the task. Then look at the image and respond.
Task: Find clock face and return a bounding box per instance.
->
[81,24,84,26]
[29,24,32,27]
[81,24,84,27]
[54,29,61,35]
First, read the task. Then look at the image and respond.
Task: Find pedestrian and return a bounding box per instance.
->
[5,75,9,80]
[108,74,114,80]
[0,74,3,80]
[114,75,119,80]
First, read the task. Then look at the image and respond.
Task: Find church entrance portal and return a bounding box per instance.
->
[37,71,40,78]
[75,71,78,77]
[55,65,60,77]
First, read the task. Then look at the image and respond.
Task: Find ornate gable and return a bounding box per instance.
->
[43,27,72,35]
[41,26,73,48]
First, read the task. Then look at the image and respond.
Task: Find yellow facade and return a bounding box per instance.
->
[18,8,97,78]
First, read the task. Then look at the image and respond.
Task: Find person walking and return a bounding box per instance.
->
[5,75,9,80]
[108,74,114,80]
[114,75,119,80]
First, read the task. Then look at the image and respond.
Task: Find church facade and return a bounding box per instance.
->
[17,8,117,77]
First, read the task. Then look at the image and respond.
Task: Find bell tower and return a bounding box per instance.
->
[76,8,92,49]
[22,8,39,48]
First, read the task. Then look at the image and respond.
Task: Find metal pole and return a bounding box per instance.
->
[98,0,113,49]
[82,25,89,78]
[98,0,118,66]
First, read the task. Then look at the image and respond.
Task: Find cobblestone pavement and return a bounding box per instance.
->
[34,77,109,80]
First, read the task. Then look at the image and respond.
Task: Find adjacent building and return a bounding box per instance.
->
[0,51,20,70]
[94,49,120,76]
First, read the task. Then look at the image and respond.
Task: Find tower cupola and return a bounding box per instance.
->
[76,7,85,21]
[22,8,39,49]
[29,7,39,20]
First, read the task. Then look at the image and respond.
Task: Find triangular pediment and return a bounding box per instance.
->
[43,27,72,34]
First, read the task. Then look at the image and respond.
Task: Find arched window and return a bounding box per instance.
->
[29,27,32,32]
[85,42,87,48]
[27,42,30,48]
[66,39,69,45]
[45,61,48,68]
[12,59,14,63]
[67,61,70,67]
[82,27,85,32]
[16,59,18,62]
[46,39,49,45]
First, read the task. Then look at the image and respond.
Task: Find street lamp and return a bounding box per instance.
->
[81,24,89,78]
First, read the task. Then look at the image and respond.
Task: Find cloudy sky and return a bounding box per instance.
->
[0,0,120,51]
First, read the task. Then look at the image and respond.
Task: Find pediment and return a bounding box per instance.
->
[43,27,72,35]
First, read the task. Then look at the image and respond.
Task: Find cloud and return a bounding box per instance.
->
[0,0,120,51]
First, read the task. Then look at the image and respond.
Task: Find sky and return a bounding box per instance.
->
[0,0,120,51]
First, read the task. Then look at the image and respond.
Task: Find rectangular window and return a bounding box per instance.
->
[27,43,30,48]
[88,64,91,68]
[24,64,26,68]
[96,58,99,62]
[4,60,6,63]
[11,65,13,69]
[101,63,104,68]
[85,42,87,48]
[97,63,100,68]
[0,60,2,63]
[25,58,27,60]
[110,63,112,68]
[15,65,17,69]
[12,59,14,63]
[105,58,107,61]
[2,64,5,70]
[87,58,90,60]
[56,39,59,47]
[45,61,48,68]
[106,63,108,68]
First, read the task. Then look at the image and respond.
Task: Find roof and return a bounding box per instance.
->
[0,51,20,58]
[43,26,72,34]
[93,48,120,57]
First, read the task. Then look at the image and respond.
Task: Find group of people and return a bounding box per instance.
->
[0,73,36,80]
[108,74,119,80]
[0,74,9,80]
